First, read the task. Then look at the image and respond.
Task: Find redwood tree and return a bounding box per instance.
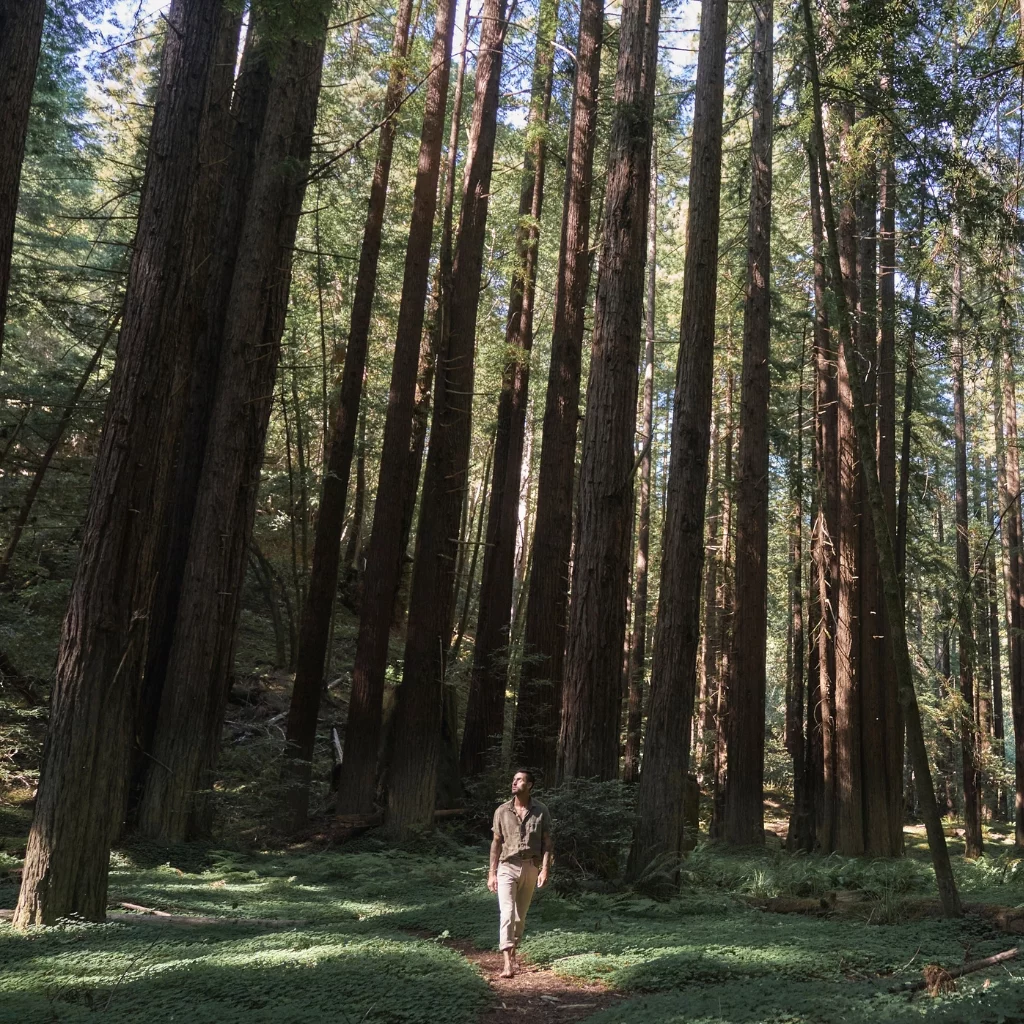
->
[512,0,604,782]
[950,230,983,858]
[627,0,729,876]
[722,0,773,847]
[386,0,511,834]
[623,140,658,785]
[802,0,961,916]
[13,0,240,926]
[334,0,458,817]
[559,0,661,782]
[461,0,560,778]
[136,6,331,843]
[282,0,416,827]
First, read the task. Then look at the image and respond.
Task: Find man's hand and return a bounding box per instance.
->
[487,871,498,893]
[537,868,548,889]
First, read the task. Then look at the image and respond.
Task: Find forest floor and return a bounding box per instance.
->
[3,797,1024,1024]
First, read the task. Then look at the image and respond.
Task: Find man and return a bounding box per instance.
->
[487,769,554,978]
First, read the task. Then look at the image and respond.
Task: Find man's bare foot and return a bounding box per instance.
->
[500,950,515,978]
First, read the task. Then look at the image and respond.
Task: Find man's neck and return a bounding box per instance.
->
[513,794,532,810]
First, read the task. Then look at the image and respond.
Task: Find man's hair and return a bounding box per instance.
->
[514,769,536,786]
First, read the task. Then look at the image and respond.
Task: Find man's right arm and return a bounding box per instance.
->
[487,833,502,892]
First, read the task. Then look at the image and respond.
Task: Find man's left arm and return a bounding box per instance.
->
[538,812,554,887]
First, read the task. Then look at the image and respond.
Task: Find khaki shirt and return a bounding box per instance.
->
[492,798,552,863]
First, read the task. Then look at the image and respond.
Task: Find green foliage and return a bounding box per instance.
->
[5,840,1023,1023]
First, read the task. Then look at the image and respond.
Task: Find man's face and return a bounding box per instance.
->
[511,772,533,798]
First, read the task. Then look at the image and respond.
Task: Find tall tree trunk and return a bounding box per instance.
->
[986,468,1006,815]
[711,369,735,836]
[830,100,864,857]
[896,193,925,584]
[802,0,961,916]
[722,0,773,846]
[559,0,661,782]
[0,0,46,364]
[449,441,494,664]
[0,314,118,584]
[787,344,811,850]
[136,9,329,842]
[461,0,560,776]
[950,226,983,858]
[386,0,510,834]
[344,405,368,573]
[512,0,604,782]
[13,0,240,927]
[282,0,415,827]
[128,19,270,823]
[335,0,458,817]
[696,409,721,779]
[996,301,1024,844]
[872,146,903,855]
[398,0,474,580]
[627,0,728,875]
[808,140,838,851]
[623,140,657,785]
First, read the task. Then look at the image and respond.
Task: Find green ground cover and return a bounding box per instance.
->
[2,816,1024,1023]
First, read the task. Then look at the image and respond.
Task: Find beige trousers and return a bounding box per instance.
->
[496,856,539,951]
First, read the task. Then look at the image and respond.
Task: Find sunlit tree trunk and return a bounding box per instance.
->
[802,0,961,915]
[808,140,837,850]
[623,141,657,785]
[950,224,983,858]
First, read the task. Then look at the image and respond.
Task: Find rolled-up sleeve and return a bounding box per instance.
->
[492,805,504,841]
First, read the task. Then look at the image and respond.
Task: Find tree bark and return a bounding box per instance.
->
[335,0,458,817]
[128,17,269,825]
[623,140,657,786]
[461,0,560,776]
[385,0,510,835]
[560,0,661,783]
[13,0,240,927]
[808,140,838,851]
[995,308,1024,842]
[282,0,415,827]
[0,0,46,365]
[398,0,474,584]
[787,344,811,850]
[627,0,728,876]
[722,0,773,846]
[136,9,329,843]
[802,0,961,916]
[512,0,604,782]
[950,226,983,858]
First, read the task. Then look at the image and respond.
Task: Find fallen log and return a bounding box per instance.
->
[890,946,1018,996]
[744,893,1024,935]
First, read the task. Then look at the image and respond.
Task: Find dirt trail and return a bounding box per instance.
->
[441,938,622,1023]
